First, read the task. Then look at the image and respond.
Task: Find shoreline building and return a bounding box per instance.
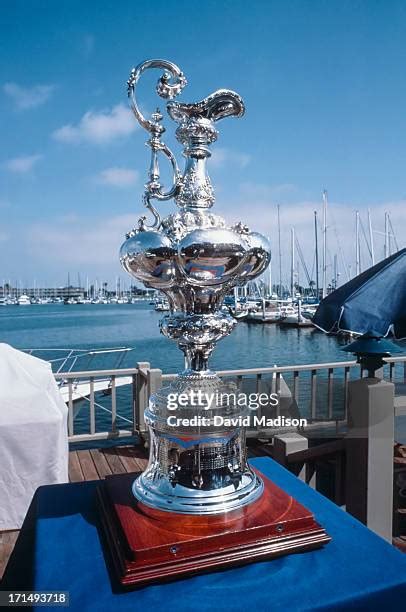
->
[0,285,85,300]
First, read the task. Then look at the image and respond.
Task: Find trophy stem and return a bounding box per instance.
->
[186,352,209,372]
[181,345,211,372]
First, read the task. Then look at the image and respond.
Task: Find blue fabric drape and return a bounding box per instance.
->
[313,248,406,339]
[3,457,406,611]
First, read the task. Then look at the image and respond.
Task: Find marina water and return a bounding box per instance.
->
[0,302,352,369]
[1,302,403,439]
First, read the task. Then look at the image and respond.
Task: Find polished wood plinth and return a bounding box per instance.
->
[97,470,331,588]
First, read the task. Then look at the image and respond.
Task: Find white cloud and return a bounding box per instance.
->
[216,185,406,289]
[4,154,42,173]
[2,213,138,283]
[53,104,136,145]
[96,167,139,188]
[26,214,135,266]
[4,82,54,110]
[210,147,251,169]
[4,187,404,287]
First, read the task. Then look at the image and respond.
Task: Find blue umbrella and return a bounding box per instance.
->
[313,248,406,339]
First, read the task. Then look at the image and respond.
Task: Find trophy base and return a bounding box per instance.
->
[97,469,330,588]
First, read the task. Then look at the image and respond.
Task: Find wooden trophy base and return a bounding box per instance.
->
[97,469,330,588]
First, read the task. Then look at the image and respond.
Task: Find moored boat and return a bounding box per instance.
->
[17,294,31,305]
[154,299,170,311]
[279,301,314,328]
[246,309,281,323]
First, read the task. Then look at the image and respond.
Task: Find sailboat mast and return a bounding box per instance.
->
[388,214,399,252]
[277,204,282,298]
[314,210,319,299]
[322,190,327,298]
[333,254,338,289]
[355,210,360,276]
[368,208,375,265]
[384,212,388,259]
[388,213,392,256]
[290,227,295,299]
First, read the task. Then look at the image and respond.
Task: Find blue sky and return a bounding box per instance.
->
[1,0,405,289]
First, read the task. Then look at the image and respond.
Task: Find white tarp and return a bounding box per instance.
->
[0,343,69,530]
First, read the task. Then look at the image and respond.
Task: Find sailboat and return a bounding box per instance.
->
[154,298,170,311]
[246,308,281,323]
[17,294,31,305]
[279,300,314,328]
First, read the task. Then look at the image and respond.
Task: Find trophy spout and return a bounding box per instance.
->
[167,89,245,123]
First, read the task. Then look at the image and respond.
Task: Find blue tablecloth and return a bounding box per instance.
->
[2,457,406,611]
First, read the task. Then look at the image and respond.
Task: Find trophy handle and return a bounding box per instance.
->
[127,60,187,230]
[127,59,187,131]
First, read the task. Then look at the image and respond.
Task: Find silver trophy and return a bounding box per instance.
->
[120,59,271,515]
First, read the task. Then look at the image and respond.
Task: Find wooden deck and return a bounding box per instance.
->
[68,445,149,482]
[0,530,19,580]
[0,442,271,580]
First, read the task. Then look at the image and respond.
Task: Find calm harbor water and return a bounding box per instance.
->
[1,302,405,440]
[0,302,353,372]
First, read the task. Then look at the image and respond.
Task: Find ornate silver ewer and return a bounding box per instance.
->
[120,59,271,515]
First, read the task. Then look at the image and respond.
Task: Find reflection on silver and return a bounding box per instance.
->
[120,59,271,514]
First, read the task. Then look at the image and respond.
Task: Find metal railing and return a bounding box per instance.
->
[216,361,358,426]
[55,367,139,442]
[386,355,406,383]
[159,361,360,437]
[59,356,406,443]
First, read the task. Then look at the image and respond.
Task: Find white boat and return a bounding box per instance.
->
[58,375,133,404]
[279,314,314,328]
[279,301,314,328]
[278,304,296,319]
[22,347,135,405]
[228,308,249,321]
[245,298,297,324]
[17,294,31,305]
[155,299,170,311]
[301,306,318,320]
[246,309,281,323]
